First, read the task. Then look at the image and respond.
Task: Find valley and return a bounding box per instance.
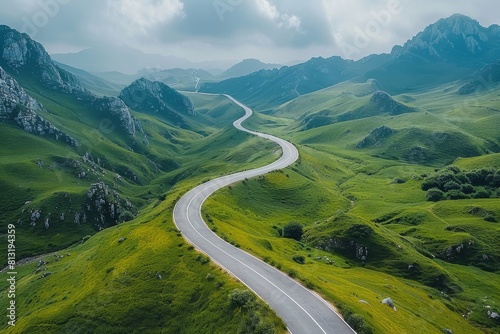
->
[0,10,499,334]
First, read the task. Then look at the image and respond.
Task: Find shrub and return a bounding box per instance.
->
[461,184,475,194]
[426,188,445,202]
[197,255,210,264]
[346,224,373,239]
[229,289,255,309]
[446,190,469,200]
[118,210,135,222]
[443,181,461,191]
[344,311,373,334]
[292,255,305,264]
[473,189,491,199]
[484,214,497,223]
[283,222,303,241]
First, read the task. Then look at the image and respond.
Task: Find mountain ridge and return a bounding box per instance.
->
[218,58,282,80]
[119,78,195,128]
[0,65,78,146]
[200,14,500,107]
[390,13,500,67]
[51,45,235,74]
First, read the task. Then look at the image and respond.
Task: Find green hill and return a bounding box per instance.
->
[0,24,287,333]
[201,75,500,332]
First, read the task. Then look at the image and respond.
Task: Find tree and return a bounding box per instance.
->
[426,188,445,202]
[443,181,461,191]
[283,222,303,241]
[447,190,469,200]
[461,184,475,194]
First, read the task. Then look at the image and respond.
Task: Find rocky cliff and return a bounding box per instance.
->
[85,95,139,136]
[85,181,137,230]
[0,65,78,146]
[0,25,142,137]
[0,25,87,94]
[119,78,194,128]
[390,14,500,67]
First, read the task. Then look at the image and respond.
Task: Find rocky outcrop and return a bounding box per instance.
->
[390,14,500,66]
[0,25,142,138]
[119,78,194,128]
[356,125,396,149]
[85,182,137,230]
[0,66,78,146]
[370,91,414,115]
[86,96,138,136]
[439,241,475,261]
[315,237,370,261]
[0,25,87,94]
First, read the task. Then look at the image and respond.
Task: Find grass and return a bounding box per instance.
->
[0,192,286,333]
[0,81,287,333]
[0,74,281,263]
[205,147,499,333]
[2,69,499,333]
[202,81,500,333]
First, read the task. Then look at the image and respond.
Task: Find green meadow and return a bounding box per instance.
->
[204,81,500,333]
[0,85,285,333]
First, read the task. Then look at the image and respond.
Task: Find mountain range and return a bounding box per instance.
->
[51,45,235,74]
[218,58,282,80]
[201,14,500,109]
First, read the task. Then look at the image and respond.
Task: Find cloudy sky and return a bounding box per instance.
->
[0,0,498,64]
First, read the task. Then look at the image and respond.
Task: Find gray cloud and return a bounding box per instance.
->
[0,0,498,63]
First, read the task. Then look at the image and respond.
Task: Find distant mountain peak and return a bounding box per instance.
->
[119,78,194,128]
[435,14,486,38]
[218,58,282,80]
[391,14,500,67]
[0,25,87,94]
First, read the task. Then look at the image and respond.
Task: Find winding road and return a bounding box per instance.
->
[173,95,356,334]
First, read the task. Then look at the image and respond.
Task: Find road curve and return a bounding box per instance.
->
[173,95,356,334]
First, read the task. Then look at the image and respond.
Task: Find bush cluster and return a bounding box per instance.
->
[282,222,303,241]
[422,166,500,201]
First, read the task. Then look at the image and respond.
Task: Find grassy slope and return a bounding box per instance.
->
[0,77,282,262]
[203,82,500,333]
[0,88,286,333]
[0,190,285,333]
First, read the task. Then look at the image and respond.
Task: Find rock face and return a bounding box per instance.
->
[0,66,78,146]
[315,237,370,261]
[0,25,143,138]
[391,14,500,67]
[86,96,139,136]
[313,224,374,261]
[370,91,414,115]
[85,182,136,230]
[0,25,87,94]
[119,78,194,127]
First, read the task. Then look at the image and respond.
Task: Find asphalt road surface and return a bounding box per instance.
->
[173,94,356,334]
